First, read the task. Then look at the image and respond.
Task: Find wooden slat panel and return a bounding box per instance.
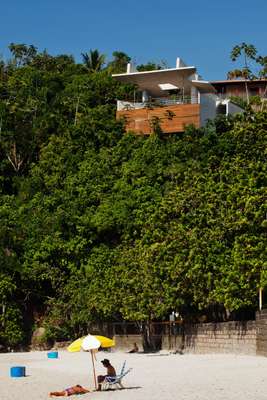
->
[117,104,200,134]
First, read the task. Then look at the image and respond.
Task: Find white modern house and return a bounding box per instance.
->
[112,58,243,135]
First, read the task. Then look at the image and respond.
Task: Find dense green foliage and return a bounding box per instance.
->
[228,43,267,107]
[0,45,266,348]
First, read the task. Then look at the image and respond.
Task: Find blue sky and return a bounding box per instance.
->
[0,0,266,80]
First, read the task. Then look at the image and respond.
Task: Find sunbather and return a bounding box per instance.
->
[49,384,90,397]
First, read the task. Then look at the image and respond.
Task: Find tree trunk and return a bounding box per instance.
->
[1,303,6,328]
[261,84,267,111]
[140,320,155,352]
[74,95,80,126]
[245,81,250,105]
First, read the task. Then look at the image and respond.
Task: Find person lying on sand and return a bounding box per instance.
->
[49,384,90,397]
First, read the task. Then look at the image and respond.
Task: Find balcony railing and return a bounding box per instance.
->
[217,92,267,100]
[117,95,199,111]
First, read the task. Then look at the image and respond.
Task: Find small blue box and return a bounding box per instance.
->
[10,366,26,378]
[47,351,58,359]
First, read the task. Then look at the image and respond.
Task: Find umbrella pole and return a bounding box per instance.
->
[90,350,97,390]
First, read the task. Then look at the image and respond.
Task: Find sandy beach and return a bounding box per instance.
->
[0,350,267,400]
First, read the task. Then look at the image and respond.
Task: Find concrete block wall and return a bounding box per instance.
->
[184,321,256,355]
[162,335,183,351]
[114,334,143,352]
[112,314,267,356]
[114,322,257,355]
[256,309,267,356]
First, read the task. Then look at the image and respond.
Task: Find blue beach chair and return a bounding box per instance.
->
[102,360,132,390]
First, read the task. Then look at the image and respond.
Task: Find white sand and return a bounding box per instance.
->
[0,350,267,400]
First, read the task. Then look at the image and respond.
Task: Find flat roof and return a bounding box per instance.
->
[191,80,216,93]
[112,66,196,78]
[112,66,197,97]
[212,79,267,84]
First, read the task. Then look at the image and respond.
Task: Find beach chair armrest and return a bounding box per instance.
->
[105,376,118,383]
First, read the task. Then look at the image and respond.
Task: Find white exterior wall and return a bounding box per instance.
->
[216,99,244,116]
[176,57,187,68]
[126,62,136,73]
[200,93,217,127]
[191,86,199,104]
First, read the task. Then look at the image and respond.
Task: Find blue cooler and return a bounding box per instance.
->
[10,366,26,378]
[47,351,58,359]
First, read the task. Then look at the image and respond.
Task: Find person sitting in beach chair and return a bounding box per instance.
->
[97,358,116,391]
[49,384,90,397]
[101,360,132,390]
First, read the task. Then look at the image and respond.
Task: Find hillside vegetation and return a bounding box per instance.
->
[0,45,266,349]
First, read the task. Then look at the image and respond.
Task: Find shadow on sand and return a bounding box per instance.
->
[146,353,171,356]
[99,386,142,392]
[145,349,184,357]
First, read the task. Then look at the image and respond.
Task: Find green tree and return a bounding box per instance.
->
[229,43,257,104]
[136,62,162,72]
[8,43,37,67]
[81,49,106,72]
[108,51,131,74]
[256,55,267,109]
[1,42,266,351]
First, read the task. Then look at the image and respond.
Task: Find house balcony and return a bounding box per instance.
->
[116,95,200,135]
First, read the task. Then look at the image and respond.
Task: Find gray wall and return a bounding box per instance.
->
[227,101,244,115]
[111,313,267,356]
[183,321,256,355]
[200,93,217,126]
[114,335,144,352]
[256,309,267,356]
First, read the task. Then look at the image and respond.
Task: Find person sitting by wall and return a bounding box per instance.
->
[128,342,139,353]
